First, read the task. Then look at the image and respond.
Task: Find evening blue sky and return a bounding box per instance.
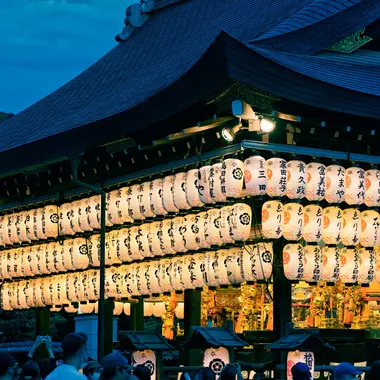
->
[0,0,133,114]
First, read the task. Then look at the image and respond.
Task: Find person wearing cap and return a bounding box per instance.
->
[0,352,18,380]
[291,362,312,380]
[100,352,134,380]
[333,362,362,380]
[83,361,102,380]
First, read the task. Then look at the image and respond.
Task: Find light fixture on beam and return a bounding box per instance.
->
[260,117,276,133]
[221,124,242,142]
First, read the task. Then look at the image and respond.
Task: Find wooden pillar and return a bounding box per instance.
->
[155,350,164,380]
[183,289,202,366]
[130,297,144,331]
[35,307,51,360]
[103,299,115,357]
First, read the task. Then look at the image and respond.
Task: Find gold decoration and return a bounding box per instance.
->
[326,29,372,53]
[236,284,258,333]
[160,295,177,340]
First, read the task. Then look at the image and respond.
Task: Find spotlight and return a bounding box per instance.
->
[221,124,242,142]
[260,117,276,133]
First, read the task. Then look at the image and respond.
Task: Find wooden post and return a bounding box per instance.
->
[103,299,114,357]
[35,307,51,360]
[183,289,202,366]
[155,350,164,380]
[130,297,144,331]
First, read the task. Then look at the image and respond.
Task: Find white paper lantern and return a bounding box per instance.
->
[283,244,305,281]
[128,226,145,260]
[204,348,229,376]
[88,195,101,229]
[358,248,375,284]
[149,179,167,216]
[9,213,20,244]
[78,198,93,232]
[88,234,101,267]
[41,277,54,306]
[34,209,46,241]
[171,217,188,252]
[182,255,205,289]
[161,175,178,213]
[153,302,166,318]
[147,222,165,257]
[173,172,191,210]
[32,210,42,241]
[62,240,76,271]
[20,247,33,278]
[283,203,303,241]
[148,261,163,294]
[14,212,26,244]
[54,274,68,306]
[175,303,184,319]
[244,156,267,196]
[138,224,154,258]
[28,246,40,276]
[365,169,380,207]
[38,244,51,276]
[213,249,230,286]
[24,211,36,242]
[106,190,124,225]
[85,269,100,301]
[158,259,174,293]
[240,244,273,282]
[182,214,200,251]
[17,281,29,309]
[131,350,157,380]
[0,216,5,246]
[219,206,235,244]
[8,283,17,310]
[34,278,46,308]
[286,160,306,200]
[303,205,323,243]
[143,302,154,317]
[1,283,13,311]
[169,257,185,292]
[205,209,223,246]
[138,263,152,296]
[229,203,252,241]
[360,210,380,247]
[220,159,244,198]
[198,166,214,204]
[287,351,314,380]
[59,203,75,236]
[339,248,360,284]
[117,187,134,224]
[105,230,122,265]
[209,163,227,203]
[159,220,177,255]
[266,158,287,197]
[71,201,84,233]
[117,229,133,262]
[41,205,59,238]
[341,208,361,246]
[303,245,323,282]
[203,252,218,287]
[124,303,131,316]
[15,248,25,278]
[262,201,283,239]
[345,167,366,205]
[186,169,204,207]
[70,238,89,270]
[105,267,123,298]
[2,214,14,245]
[139,182,156,218]
[124,264,140,297]
[194,212,211,249]
[306,162,326,201]
[323,206,343,245]
[80,303,95,314]
[322,246,340,282]
[325,165,345,204]
[127,184,146,221]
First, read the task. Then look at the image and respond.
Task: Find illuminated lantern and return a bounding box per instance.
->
[124,264,140,297]
[322,247,340,282]
[239,244,273,282]
[205,209,223,246]
[17,281,29,309]
[18,247,28,277]
[158,259,174,293]
[105,267,122,298]
[286,160,306,199]
[9,213,20,244]
[113,302,124,316]
[127,227,145,260]
[262,201,283,239]
[203,252,218,287]
[153,302,166,318]
[303,245,323,282]
[194,212,211,249]
[225,247,242,285]
[78,198,93,232]
[161,175,178,213]
[182,255,205,289]
[149,179,167,216]
[345,167,366,205]
[131,350,157,380]
[360,210,380,247]
[220,158,244,198]
[171,217,187,252]
[186,169,203,207]
[80,303,95,314]
[175,303,184,319]
[15,248,25,278]
[303,205,323,243]
[134,263,144,296]
[198,166,214,204]
[229,203,252,241]
[138,263,151,296]
[139,182,156,218]
[173,172,191,210]
[0,216,5,246]
[339,248,360,284]
[283,203,303,241]
[204,347,229,376]
[62,240,76,271]
[2,214,14,245]
[106,230,122,265]
[88,195,101,229]
[0,251,9,280]
[21,247,34,277]
[34,209,46,240]
[41,277,54,306]
[37,244,50,275]
[341,208,361,246]
[30,246,41,275]
[160,219,177,255]
[8,283,17,310]
[182,214,200,251]
[323,206,343,245]
[244,155,267,196]
[287,351,314,380]
[85,270,100,301]
[34,278,46,308]
[88,234,101,267]
[42,205,59,238]
[148,261,163,294]
[213,249,230,286]
[64,304,78,314]
[106,190,124,225]
[365,169,380,207]
[53,242,66,272]
[54,274,69,306]
[210,163,227,203]
[117,229,133,262]
[0,283,13,311]
[16,211,29,243]
[266,157,287,197]
[24,211,37,242]
[358,248,375,284]
[283,244,305,281]
[46,244,58,274]
[306,162,326,201]
[127,184,146,220]
[70,201,83,233]
[148,222,165,257]
[70,238,89,270]
[124,303,131,316]
[139,224,154,258]
[170,256,185,292]
[325,165,345,204]
[68,272,84,302]
[218,206,234,244]
[59,203,75,236]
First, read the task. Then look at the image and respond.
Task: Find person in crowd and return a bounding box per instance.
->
[291,363,312,380]
[192,367,214,380]
[100,352,134,380]
[218,364,243,380]
[83,361,102,380]
[0,352,18,380]
[19,361,40,380]
[333,362,362,380]
[132,365,151,380]
[45,333,88,380]
[367,360,380,380]
[27,336,57,379]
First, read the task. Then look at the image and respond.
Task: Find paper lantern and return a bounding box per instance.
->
[139,182,156,218]
[244,156,267,196]
[149,179,167,216]
[105,230,122,265]
[17,281,29,309]
[117,229,133,262]
[219,206,235,244]
[341,208,361,246]
[322,247,340,282]
[303,205,323,243]
[68,272,85,302]
[124,264,140,297]
[2,214,14,245]
[147,222,165,257]
[266,157,287,197]
[204,347,229,376]
[84,270,100,301]
[78,198,93,232]
[283,203,303,241]
[345,167,366,205]
[20,247,33,278]
[323,206,343,245]
[185,169,203,207]
[127,184,146,221]
[127,227,146,260]
[158,259,174,293]
[339,248,360,284]
[0,283,13,311]
[358,248,375,284]
[229,203,252,242]
[220,159,244,198]
[59,203,75,236]
[173,172,191,210]
[360,210,380,247]
[162,175,179,213]
[34,278,46,308]
[80,302,95,314]
[70,238,89,270]
[41,205,59,238]
[171,217,187,253]
[182,255,205,289]
[205,209,223,246]
[138,224,154,258]
[198,166,214,204]
[175,303,184,319]
[117,187,134,224]
[365,169,380,207]
[88,234,101,267]
[0,216,5,246]
[88,195,101,229]
[37,244,50,275]
[24,211,36,242]
[283,244,305,281]
[131,350,157,380]
[8,283,17,310]
[13,213,26,244]
[306,162,326,201]
[124,303,131,316]
[160,220,178,254]
[71,201,83,233]
[14,248,25,278]
[262,201,283,239]
[153,302,166,318]
[303,245,323,282]
[138,263,152,296]
[209,163,227,203]
[29,246,41,275]
[325,165,345,204]
[240,244,273,282]
[9,213,21,244]
[287,351,314,380]
[105,267,122,298]
[113,302,124,316]
[64,304,78,314]
[194,212,211,249]
[225,247,242,285]
[203,252,218,287]
[286,160,306,200]
[41,277,55,306]
[148,261,163,294]
[106,190,124,225]
[62,240,76,271]
[213,250,230,286]
[182,214,200,251]
[169,257,185,292]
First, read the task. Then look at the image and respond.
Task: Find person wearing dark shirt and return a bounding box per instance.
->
[0,352,18,380]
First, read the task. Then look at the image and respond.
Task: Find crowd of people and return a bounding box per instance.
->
[0,332,378,379]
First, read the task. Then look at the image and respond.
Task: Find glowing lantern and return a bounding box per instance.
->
[127,184,146,220]
[173,172,191,210]
[182,255,205,289]
[128,227,145,260]
[339,248,360,284]
[118,187,134,224]
[54,242,66,272]
[105,230,122,265]
[106,190,124,225]
[159,259,174,293]
[220,158,244,198]
[105,267,122,298]
[229,203,252,241]
[219,206,235,244]
[8,283,17,310]
[139,224,154,258]
[283,203,303,241]
[16,211,29,243]
[283,244,305,281]
[124,264,140,297]
[14,248,25,278]
[286,160,306,199]
[149,179,167,216]
[64,304,78,314]
[225,247,242,285]
[70,201,83,233]
[41,277,55,306]
[117,229,133,262]
[240,244,273,282]
[62,240,76,271]
[42,205,59,238]
[0,283,13,311]
[113,302,124,316]
[85,270,100,301]
[139,182,156,218]
[360,210,380,247]
[286,351,314,380]
[244,155,267,196]
[162,175,178,213]
[182,214,200,251]
[24,211,37,242]
[124,303,131,316]
[209,163,227,203]
[88,234,101,267]
[34,278,46,308]
[186,169,203,207]
[2,214,14,245]
[358,248,375,284]
[175,303,184,319]
[203,252,218,287]
[88,195,101,229]
[365,169,380,207]
[17,281,29,309]
[303,245,323,282]
[198,166,214,204]
[341,208,361,246]
[148,222,165,257]
[9,213,20,244]
[21,247,34,277]
[194,212,211,249]
[131,350,157,380]
[303,205,323,243]
[148,261,163,294]
[37,244,50,275]
[205,209,223,246]
[171,217,187,252]
[323,206,343,245]
[138,263,151,296]
[55,274,69,306]
[70,238,89,270]
[262,201,283,239]
[322,247,340,283]
[153,302,166,318]
[0,216,5,246]
[213,249,230,286]
[59,203,75,236]
[325,165,345,204]
[345,167,366,205]
[266,157,287,197]
[80,303,95,314]
[306,162,326,201]
[78,198,93,232]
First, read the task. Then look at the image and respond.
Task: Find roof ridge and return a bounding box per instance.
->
[149,0,188,11]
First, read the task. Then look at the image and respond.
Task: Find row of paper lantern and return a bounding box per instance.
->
[262,201,380,247]
[0,244,273,310]
[0,203,252,280]
[283,244,376,284]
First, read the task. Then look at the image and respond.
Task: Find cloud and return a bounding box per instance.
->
[0,0,133,113]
